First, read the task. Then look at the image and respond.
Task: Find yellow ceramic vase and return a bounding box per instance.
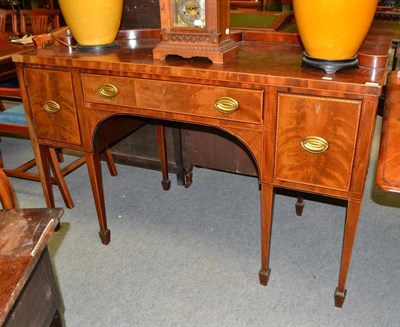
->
[58,0,123,46]
[292,0,378,60]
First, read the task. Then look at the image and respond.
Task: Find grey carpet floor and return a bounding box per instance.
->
[2,115,400,326]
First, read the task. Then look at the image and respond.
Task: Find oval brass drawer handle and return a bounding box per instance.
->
[98,84,119,99]
[301,136,329,154]
[214,97,239,114]
[43,100,61,114]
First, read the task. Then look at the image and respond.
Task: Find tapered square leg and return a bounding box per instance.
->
[259,268,271,286]
[334,287,347,308]
[335,200,361,308]
[259,183,275,286]
[85,152,110,245]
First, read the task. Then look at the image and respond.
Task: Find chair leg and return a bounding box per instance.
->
[103,146,118,177]
[0,137,4,169]
[55,148,64,162]
[156,124,170,191]
[295,192,305,216]
[48,148,75,209]
[9,144,114,209]
[36,143,56,208]
[0,169,19,209]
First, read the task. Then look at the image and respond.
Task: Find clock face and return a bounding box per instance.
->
[174,0,206,28]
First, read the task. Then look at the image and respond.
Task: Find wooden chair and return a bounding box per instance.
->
[0,168,18,209]
[0,97,84,209]
[0,77,19,112]
[0,9,18,34]
[20,8,60,35]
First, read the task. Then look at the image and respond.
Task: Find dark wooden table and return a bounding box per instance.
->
[0,32,34,83]
[375,6,400,20]
[376,71,400,192]
[369,19,400,70]
[0,208,64,326]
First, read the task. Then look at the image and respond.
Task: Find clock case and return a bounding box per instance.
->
[153,0,238,63]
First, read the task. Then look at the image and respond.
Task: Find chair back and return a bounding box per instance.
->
[0,100,29,135]
[0,169,18,209]
[0,9,18,34]
[0,82,22,112]
[20,9,60,35]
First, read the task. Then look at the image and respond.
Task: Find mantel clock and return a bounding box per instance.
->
[153,0,238,64]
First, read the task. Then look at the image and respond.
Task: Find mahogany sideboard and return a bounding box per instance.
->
[12,29,391,307]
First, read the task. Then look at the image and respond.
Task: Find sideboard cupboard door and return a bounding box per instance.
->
[24,69,82,146]
[274,93,362,192]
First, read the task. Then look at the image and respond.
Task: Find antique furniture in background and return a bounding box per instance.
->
[230,0,265,11]
[1,0,59,10]
[0,169,64,325]
[376,71,400,193]
[0,208,64,326]
[13,28,391,307]
[20,8,60,34]
[120,0,160,29]
[0,168,17,208]
[369,19,400,71]
[0,30,24,113]
[34,0,59,9]
[0,9,18,33]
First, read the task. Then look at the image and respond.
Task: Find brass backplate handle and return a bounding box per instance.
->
[43,100,61,114]
[214,97,239,114]
[301,136,329,154]
[99,84,119,99]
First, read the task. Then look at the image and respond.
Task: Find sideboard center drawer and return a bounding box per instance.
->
[81,74,263,124]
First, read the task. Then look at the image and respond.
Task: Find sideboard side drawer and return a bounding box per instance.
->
[81,74,263,124]
[274,93,362,191]
[25,69,81,145]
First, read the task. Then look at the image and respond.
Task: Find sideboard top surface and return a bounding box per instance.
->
[12,30,390,96]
